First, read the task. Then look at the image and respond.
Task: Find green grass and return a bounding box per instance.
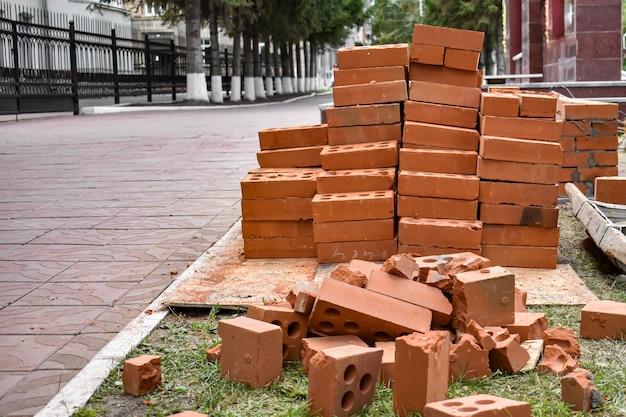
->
[75,207,626,417]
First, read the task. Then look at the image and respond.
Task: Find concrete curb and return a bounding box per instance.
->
[34,219,244,417]
[81,91,331,115]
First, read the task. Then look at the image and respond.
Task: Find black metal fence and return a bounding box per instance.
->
[0,16,192,115]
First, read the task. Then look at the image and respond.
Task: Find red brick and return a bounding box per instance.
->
[479,203,559,227]
[576,135,619,150]
[479,115,562,142]
[218,316,283,387]
[367,270,453,327]
[423,394,531,417]
[205,344,221,362]
[242,220,313,238]
[394,331,451,416]
[308,277,432,344]
[404,100,478,129]
[488,86,520,93]
[313,218,395,242]
[477,157,558,185]
[561,151,590,167]
[337,43,409,69]
[480,92,519,117]
[400,148,477,175]
[257,146,323,168]
[409,81,481,109]
[326,103,401,127]
[480,135,563,165]
[241,197,312,221]
[595,176,626,204]
[559,136,576,151]
[410,43,445,65]
[466,320,496,350]
[333,80,408,107]
[561,368,604,412]
[502,312,549,342]
[398,171,479,200]
[398,245,481,257]
[408,63,481,88]
[537,345,579,376]
[398,217,483,250]
[332,66,406,87]
[517,92,558,118]
[122,355,162,396]
[543,327,581,358]
[488,331,531,373]
[482,225,559,247]
[592,151,619,166]
[308,345,383,417]
[452,266,515,331]
[481,245,558,268]
[320,141,399,170]
[301,335,368,374]
[243,236,317,258]
[557,167,575,182]
[328,123,402,145]
[557,97,619,120]
[258,124,328,150]
[479,181,558,207]
[561,120,591,136]
[375,341,395,387]
[312,190,395,222]
[580,300,626,340]
[241,169,319,199]
[317,239,398,263]
[397,195,478,220]
[381,254,419,279]
[444,48,480,71]
[578,166,619,181]
[316,168,396,193]
[329,264,367,288]
[412,23,485,51]
[449,334,491,381]
[403,119,479,148]
[246,305,309,361]
[591,120,619,135]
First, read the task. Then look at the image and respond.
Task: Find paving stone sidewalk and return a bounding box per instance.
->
[0,94,328,416]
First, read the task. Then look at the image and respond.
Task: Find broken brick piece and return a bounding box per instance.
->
[580,300,626,340]
[330,264,368,288]
[423,394,531,417]
[543,327,581,358]
[394,331,451,417]
[488,332,531,374]
[246,305,309,362]
[449,333,491,382]
[561,368,604,412]
[537,344,580,376]
[122,354,162,396]
[308,345,383,417]
[515,287,529,313]
[301,335,368,374]
[375,341,396,387]
[206,344,222,362]
[439,252,492,277]
[502,312,549,342]
[381,254,419,279]
[466,320,496,351]
[218,316,283,387]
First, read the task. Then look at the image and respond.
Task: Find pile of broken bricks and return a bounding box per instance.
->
[120,251,625,416]
[240,23,621,268]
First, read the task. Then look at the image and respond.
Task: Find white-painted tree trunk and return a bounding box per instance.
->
[210,75,223,103]
[265,77,274,97]
[298,77,305,93]
[230,75,241,102]
[275,77,283,94]
[283,77,293,94]
[254,76,266,99]
[186,73,209,101]
[244,76,256,101]
[292,76,298,93]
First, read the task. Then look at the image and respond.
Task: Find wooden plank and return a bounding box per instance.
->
[509,265,598,305]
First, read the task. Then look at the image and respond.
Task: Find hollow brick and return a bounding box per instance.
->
[477,157,558,185]
[478,203,559,227]
[408,63,481,88]
[327,123,402,146]
[409,80,481,109]
[258,124,328,150]
[403,119,479,148]
[246,305,309,361]
[337,43,409,69]
[256,146,323,168]
[398,171,480,200]
[325,103,401,127]
[241,170,320,199]
[301,335,368,374]
[479,135,563,165]
[312,190,395,223]
[423,394,531,417]
[580,300,626,340]
[398,195,478,220]
[400,148,477,175]
[333,80,408,107]
[398,217,483,250]
[404,101,479,130]
[122,355,162,396]
[332,66,406,87]
[449,333,491,382]
[316,168,396,194]
[320,140,399,170]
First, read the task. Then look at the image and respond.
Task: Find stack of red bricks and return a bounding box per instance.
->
[240,125,327,258]
[398,24,485,256]
[313,44,409,263]
[557,96,620,197]
[478,88,563,268]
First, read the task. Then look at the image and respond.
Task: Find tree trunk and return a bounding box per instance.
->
[264,36,274,97]
[496,8,505,75]
[309,39,317,90]
[208,0,223,103]
[231,29,242,102]
[252,26,266,99]
[295,41,304,93]
[289,42,297,93]
[281,42,293,94]
[243,30,255,101]
[484,32,496,75]
[303,40,310,91]
[273,39,283,94]
[184,0,208,101]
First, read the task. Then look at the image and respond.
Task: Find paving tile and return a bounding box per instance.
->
[0,218,66,231]
[109,228,199,245]
[0,369,76,416]
[115,272,177,305]
[79,244,178,262]
[12,281,135,306]
[82,304,146,333]
[30,229,122,245]
[50,261,159,282]
[0,281,41,307]
[57,217,107,229]
[168,242,213,261]
[0,372,28,399]
[0,335,73,371]
[0,230,49,245]
[38,333,112,370]
[93,216,146,229]
[0,260,74,283]
[0,305,107,334]
[134,215,211,229]
[0,245,95,262]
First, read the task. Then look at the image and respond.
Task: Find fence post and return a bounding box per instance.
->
[11,20,21,114]
[144,34,152,102]
[111,28,120,104]
[170,38,176,101]
[69,20,79,115]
